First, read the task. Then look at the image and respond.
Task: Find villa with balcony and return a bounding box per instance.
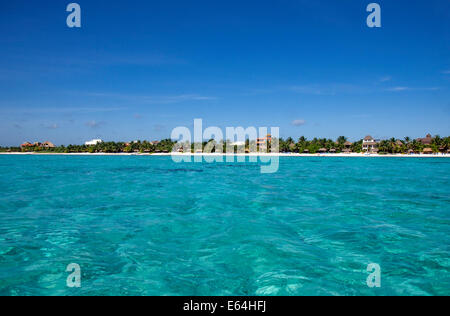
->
[362,135,379,153]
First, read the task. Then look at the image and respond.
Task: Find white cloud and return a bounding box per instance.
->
[0,106,126,114]
[43,123,59,129]
[386,87,440,92]
[292,119,306,126]
[85,92,217,104]
[386,86,410,92]
[289,84,368,95]
[85,120,105,129]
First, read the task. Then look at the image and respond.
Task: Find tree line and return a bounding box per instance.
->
[1,135,449,154]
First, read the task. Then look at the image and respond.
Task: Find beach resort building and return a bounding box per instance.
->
[257,134,272,151]
[21,142,33,149]
[85,139,103,146]
[230,141,246,147]
[21,141,55,150]
[343,141,353,153]
[417,134,433,145]
[42,141,55,148]
[362,135,379,153]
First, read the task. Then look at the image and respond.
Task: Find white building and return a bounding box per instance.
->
[362,135,378,153]
[85,139,103,146]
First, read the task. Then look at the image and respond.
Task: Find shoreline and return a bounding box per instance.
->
[1,152,449,158]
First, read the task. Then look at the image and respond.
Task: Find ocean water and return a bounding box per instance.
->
[0,155,449,296]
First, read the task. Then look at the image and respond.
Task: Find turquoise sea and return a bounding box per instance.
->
[0,155,449,296]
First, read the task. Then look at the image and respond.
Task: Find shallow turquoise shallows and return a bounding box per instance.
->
[0,155,449,296]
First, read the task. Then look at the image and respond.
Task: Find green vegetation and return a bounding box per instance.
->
[377,136,450,154]
[3,135,450,154]
[278,137,363,154]
[14,140,177,154]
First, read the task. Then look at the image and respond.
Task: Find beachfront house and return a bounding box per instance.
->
[423,148,433,155]
[417,134,433,145]
[343,141,353,153]
[362,135,379,153]
[20,142,34,151]
[85,139,103,146]
[21,142,33,148]
[42,141,55,148]
[20,141,55,150]
[257,134,272,151]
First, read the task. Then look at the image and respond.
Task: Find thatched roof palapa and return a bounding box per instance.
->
[417,134,433,145]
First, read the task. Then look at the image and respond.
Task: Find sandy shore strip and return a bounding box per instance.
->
[1,152,449,158]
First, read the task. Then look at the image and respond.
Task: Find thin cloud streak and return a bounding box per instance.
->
[292,119,306,126]
[0,107,127,115]
[289,84,370,95]
[85,120,105,129]
[385,87,441,92]
[85,92,217,104]
[42,123,59,130]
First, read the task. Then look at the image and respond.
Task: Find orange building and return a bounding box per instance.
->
[256,134,272,152]
[256,134,272,146]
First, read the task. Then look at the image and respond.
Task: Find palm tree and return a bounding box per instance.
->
[298,136,307,144]
[432,135,442,148]
[337,136,347,145]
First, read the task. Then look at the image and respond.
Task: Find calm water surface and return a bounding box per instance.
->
[0,155,449,295]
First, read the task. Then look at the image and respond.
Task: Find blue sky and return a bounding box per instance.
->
[0,0,449,146]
